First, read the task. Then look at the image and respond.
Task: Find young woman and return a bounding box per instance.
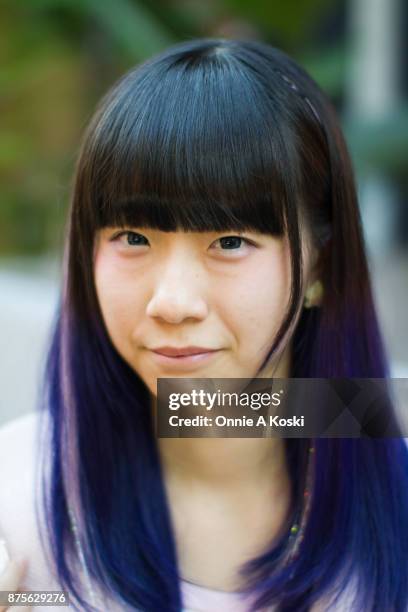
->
[1,37,408,612]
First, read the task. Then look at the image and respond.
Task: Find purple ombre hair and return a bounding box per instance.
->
[39,39,408,611]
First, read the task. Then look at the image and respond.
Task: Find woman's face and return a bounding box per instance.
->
[93,226,316,397]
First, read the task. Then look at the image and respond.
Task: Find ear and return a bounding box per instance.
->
[304,247,324,308]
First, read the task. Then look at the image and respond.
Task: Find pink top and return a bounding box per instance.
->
[0,411,394,611]
[180,578,262,611]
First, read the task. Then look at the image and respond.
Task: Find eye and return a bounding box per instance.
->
[211,235,254,252]
[111,231,149,247]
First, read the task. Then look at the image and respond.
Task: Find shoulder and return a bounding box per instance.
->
[0,412,45,503]
[0,411,58,591]
[0,411,42,459]
[0,411,44,541]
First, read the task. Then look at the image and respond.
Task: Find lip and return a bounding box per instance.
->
[151,346,219,357]
[148,347,222,370]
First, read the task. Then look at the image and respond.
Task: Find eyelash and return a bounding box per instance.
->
[110,231,255,253]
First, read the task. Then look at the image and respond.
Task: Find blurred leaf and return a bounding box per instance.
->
[302,44,346,96]
[221,0,340,44]
[0,133,34,169]
[83,0,175,58]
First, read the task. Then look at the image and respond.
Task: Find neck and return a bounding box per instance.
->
[153,345,292,494]
[157,434,289,492]
[150,349,294,590]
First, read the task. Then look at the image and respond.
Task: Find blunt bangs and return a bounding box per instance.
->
[78,41,307,237]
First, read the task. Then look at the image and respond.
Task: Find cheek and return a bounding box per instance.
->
[93,252,143,342]
[226,247,291,341]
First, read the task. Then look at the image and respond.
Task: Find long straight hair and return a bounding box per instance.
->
[39,38,408,611]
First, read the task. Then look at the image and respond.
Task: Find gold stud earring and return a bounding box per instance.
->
[304,280,324,308]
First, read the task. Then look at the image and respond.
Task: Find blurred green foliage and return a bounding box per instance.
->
[1,0,407,255]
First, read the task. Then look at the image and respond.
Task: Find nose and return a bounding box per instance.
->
[146,256,209,324]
